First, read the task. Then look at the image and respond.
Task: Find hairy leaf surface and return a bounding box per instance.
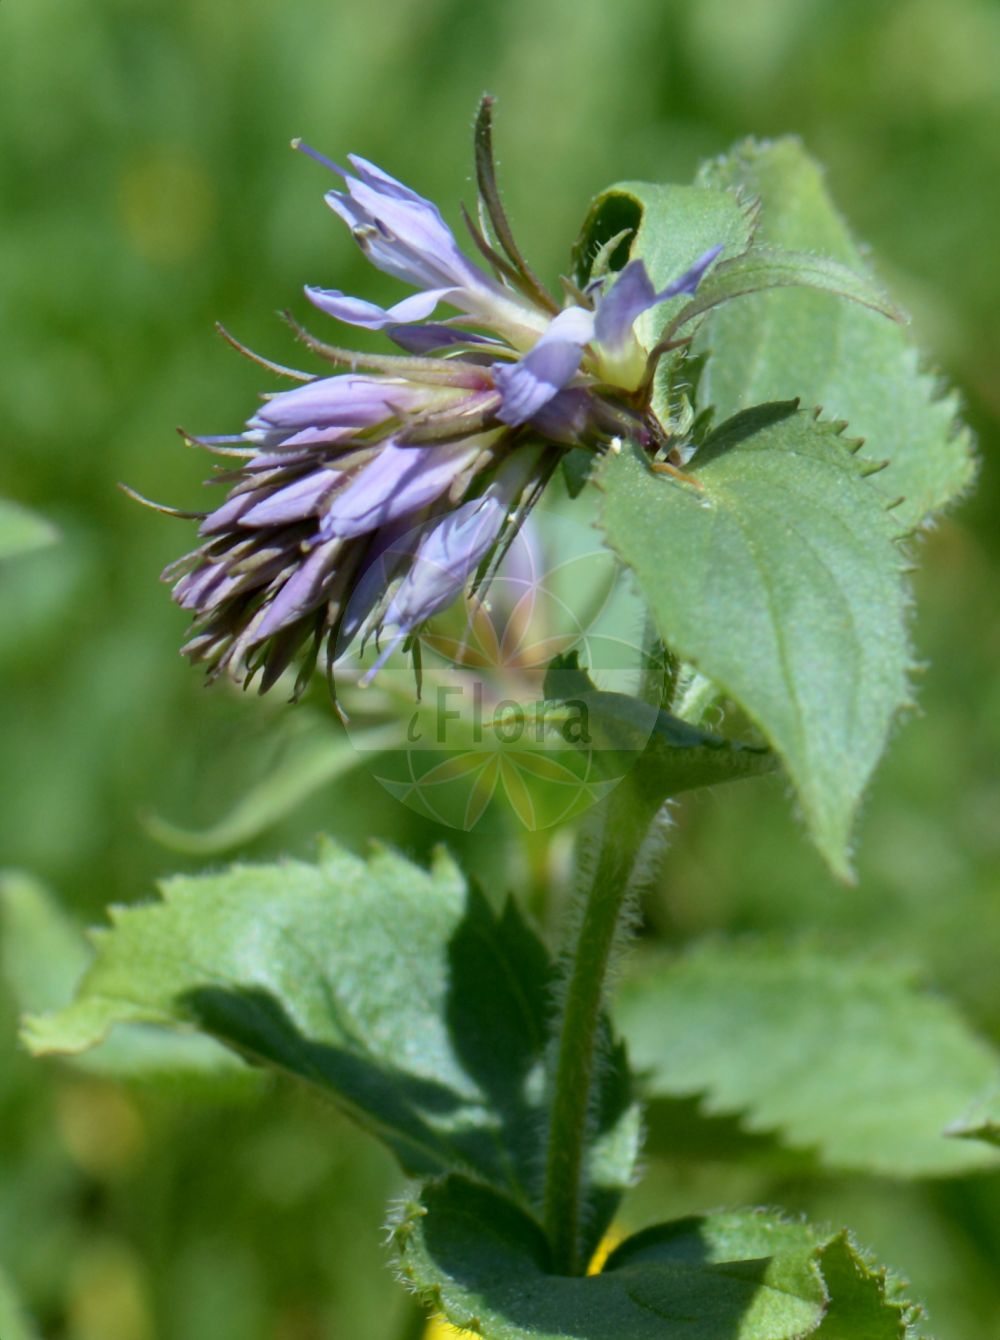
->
[2,871,248,1087]
[597,405,910,875]
[695,139,974,528]
[23,843,637,1221]
[396,1177,919,1339]
[618,941,1000,1177]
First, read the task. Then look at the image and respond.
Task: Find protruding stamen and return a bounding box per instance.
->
[291,138,343,177]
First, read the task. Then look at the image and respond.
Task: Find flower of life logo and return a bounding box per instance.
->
[340,510,653,831]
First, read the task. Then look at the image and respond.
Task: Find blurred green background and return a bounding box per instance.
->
[2,0,999,1336]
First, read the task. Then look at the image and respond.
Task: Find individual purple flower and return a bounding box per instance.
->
[155,97,725,697]
[358,447,543,683]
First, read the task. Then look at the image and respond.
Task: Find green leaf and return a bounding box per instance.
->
[573,180,757,349]
[639,1094,823,1178]
[0,1268,40,1340]
[143,717,394,855]
[695,138,975,529]
[0,870,91,1012]
[0,498,57,561]
[23,843,636,1215]
[617,941,1000,1178]
[395,1176,919,1339]
[597,405,910,876]
[1,871,250,1088]
[663,246,905,343]
[543,656,776,799]
[641,703,778,793]
[944,1089,1000,1149]
[808,1236,918,1339]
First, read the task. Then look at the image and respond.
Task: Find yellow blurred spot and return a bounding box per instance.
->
[422,1229,624,1337]
[67,1240,153,1340]
[117,147,216,264]
[586,1227,624,1275]
[424,1318,472,1339]
[56,1079,145,1177]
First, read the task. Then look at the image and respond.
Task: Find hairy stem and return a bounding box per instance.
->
[542,778,662,1275]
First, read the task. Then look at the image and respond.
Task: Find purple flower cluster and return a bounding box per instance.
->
[162,99,721,696]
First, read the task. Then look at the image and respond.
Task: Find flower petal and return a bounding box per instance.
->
[594,247,723,354]
[199,491,262,536]
[362,494,508,678]
[248,375,427,434]
[656,243,724,301]
[493,306,595,427]
[362,447,542,677]
[593,260,657,352]
[324,158,491,296]
[261,426,356,449]
[319,440,478,540]
[251,540,342,642]
[294,146,545,344]
[389,325,501,355]
[526,387,602,446]
[345,154,432,205]
[238,470,342,527]
[336,518,419,648]
[305,285,454,331]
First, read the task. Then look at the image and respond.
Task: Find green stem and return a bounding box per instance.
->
[542,777,662,1275]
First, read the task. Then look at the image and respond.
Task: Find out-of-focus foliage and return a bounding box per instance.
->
[1,872,249,1085]
[0,499,57,561]
[0,1265,40,1340]
[619,941,1000,1177]
[24,845,567,1197]
[2,1,999,1337]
